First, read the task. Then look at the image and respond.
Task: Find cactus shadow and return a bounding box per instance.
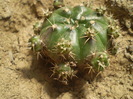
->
[19,54,59,98]
[19,53,95,99]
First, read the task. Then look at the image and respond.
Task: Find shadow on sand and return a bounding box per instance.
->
[19,51,103,99]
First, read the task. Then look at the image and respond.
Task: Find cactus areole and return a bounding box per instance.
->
[29,5,119,83]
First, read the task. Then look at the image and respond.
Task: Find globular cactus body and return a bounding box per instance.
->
[29,5,119,83]
[41,6,109,63]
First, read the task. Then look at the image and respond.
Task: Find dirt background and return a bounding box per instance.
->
[0,0,132,99]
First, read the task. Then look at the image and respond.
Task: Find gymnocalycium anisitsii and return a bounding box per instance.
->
[29,2,120,84]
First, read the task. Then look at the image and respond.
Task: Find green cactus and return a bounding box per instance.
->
[54,0,64,8]
[29,35,42,52]
[29,5,120,83]
[51,62,77,84]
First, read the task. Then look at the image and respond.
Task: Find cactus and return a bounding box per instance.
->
[54,0,64,8]
[29,5,120,84]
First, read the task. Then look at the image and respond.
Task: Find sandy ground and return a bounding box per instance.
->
[0,0,132,99]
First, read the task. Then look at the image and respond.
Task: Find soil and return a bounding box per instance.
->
[0,0,132,99]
